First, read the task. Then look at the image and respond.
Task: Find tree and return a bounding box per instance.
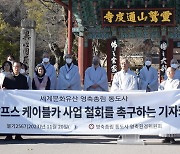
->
[24,0,66,69]
[0,13,20,65]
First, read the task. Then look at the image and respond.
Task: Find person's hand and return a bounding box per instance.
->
[0,87,6,90]
[91,84,99,89]
[67,86,71,90]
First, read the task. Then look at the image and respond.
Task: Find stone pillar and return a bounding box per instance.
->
[20,19,36,81]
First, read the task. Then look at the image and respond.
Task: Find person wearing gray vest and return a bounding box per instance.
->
[32,64,51,90]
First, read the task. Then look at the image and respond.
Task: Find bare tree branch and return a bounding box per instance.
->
[38,0,57,13]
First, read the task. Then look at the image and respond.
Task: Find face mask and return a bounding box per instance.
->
[171,64,178,69]
[43,58,49,63]
[145,61,151,66]
[20,69,25,74]
[93,60,99,66]
[66,58,72,64]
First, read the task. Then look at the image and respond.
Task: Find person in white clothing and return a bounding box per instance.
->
[41,51,57,90]
[111,58,138,91]
[139,56,158,92]
[0,61,13,88]
[159,67,180,90]
[164,59,180,80]
[159,67,180,144]
[56,54,81,90]
[84,56,108,91]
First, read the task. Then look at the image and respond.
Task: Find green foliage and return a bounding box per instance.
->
[24,0,48,33]
[0,13,19,65]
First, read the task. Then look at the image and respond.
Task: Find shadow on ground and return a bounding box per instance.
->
[0,135,180,145]
[0,135,117,145]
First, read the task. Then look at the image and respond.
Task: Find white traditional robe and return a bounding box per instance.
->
[56,63,81,90]
[111,69,138,91]
[0,73,5,88]
[159,78,180,90]
[158,78,180,138]
[139,66,158,91]
[175,69,180,80]
[84,66,108,91]
[43,63,57,90]
[164,69,180,80]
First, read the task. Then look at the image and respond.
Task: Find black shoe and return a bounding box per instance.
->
[15,135,23,140]
[162,137,170,143]
[170,138,176,144]
[5,135,13,141]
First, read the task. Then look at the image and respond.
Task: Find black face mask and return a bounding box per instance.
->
[93,60,99,66]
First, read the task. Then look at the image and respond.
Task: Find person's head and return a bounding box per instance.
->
[144,56,152,66]
[65,54,73,64]
[120,58,129,72]
[35,64,46,77]
[7,55,15,64]
[2,61,12,72]
[12,61,21,75]
[166,67,175,79]
[42,52,50,64]
[92,56,100,67]
[170,59,179,69]
[20,62,28,75]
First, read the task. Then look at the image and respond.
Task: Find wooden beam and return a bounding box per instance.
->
[54,0,68,10]
[68,0,72,54]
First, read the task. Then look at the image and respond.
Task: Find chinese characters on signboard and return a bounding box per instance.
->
[102,8,175,26]
[21,29,31,66]
[111,38,118,73]
[160,40,168,78]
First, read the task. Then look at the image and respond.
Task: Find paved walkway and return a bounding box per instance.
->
[0,135,180,154]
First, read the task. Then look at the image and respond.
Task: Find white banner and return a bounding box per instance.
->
[0,90,179,135]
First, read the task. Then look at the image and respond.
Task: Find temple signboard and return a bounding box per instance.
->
[102,8,175,27]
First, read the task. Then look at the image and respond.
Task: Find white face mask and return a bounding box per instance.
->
[66,58,72,64]
[20,69,25,74]
[43,58,49,63]
[145,61,152,66]
[171,64,178,69]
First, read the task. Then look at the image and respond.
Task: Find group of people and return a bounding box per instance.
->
[1,53,179,92]
[0,53,179,142]
[112,57,180,92]
[56,54,180,93]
